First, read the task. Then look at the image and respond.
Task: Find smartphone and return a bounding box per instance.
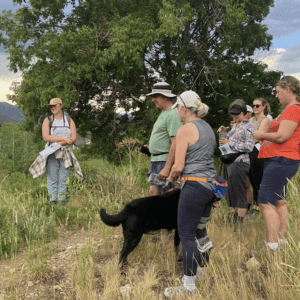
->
[140,146,151,157]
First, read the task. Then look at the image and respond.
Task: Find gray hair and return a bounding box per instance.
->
[228,99,247,115]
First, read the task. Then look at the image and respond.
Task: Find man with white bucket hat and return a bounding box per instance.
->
[144,82,183,195]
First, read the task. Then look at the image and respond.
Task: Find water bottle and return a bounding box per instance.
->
[219,128,227,145]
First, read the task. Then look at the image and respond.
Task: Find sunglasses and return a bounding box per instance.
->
[177,94,187,107]
[252,104,262,108]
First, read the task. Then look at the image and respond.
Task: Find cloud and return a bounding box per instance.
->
[0,53,22,103]
[264,0,300,38]
[254,43,300,80]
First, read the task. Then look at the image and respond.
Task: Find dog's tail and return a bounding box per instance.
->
[99,208,128,227]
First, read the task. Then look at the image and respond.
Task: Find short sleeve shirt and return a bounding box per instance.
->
[149,108,183,162]
[258,104,300,160]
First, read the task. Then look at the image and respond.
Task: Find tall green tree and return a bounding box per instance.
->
[0,0,281,160]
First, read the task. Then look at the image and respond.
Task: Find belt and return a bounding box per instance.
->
[180,176,207,182]
[152,152,169,156]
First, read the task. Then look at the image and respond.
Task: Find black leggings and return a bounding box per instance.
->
[178,181,215,276]
[248,147,265,205]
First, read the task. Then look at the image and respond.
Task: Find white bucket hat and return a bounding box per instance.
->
[146,82,177,98]
[172,91,202,108]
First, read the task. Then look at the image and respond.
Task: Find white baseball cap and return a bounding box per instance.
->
[246,105,253,113]
[172,91,202,108]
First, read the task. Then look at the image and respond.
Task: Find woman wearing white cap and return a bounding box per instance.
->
[165,91,217,298]
[30,98,83,203]
[246,105,253,119]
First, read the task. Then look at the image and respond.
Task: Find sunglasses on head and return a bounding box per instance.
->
[252,104,262,108]
[280,75,291,84]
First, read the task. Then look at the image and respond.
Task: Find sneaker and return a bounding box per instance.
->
[49,194,57,204]
[164,285,197,298]
[57,194,66,201]
[245,209,259,220]
[197,266,208,278]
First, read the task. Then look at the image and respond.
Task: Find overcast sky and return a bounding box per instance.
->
[0,0,299,103]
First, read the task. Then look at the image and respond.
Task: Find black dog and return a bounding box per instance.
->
[99,188,180,265]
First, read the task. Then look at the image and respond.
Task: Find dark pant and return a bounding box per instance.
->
[177,181,215,276]
[224,162,250,209]
[249,147,265,205]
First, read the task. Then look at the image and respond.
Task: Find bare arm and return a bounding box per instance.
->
[257,118,271,133]
[70,119,77,143]
[168,126,190,182]
[158,136,177,180]
[253,120,298,144]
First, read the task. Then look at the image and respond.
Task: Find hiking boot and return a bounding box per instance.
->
[164,285,198,298]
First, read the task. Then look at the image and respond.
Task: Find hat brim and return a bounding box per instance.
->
[146,91,177,98]
[229,109,242,115]
[47,103,62,107]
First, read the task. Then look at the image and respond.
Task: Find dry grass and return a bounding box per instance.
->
[0,155,300,299]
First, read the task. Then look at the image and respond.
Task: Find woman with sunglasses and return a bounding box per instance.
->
[164,91,217,298]
[246,99,271,219]
[253,75,300,252]
[219,99,255,229]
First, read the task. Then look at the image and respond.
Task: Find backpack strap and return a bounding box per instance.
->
[66,116,71,128]
[48,115,54,135]
[48,115,71,135]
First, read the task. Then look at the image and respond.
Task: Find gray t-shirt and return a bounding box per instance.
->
[182,119,217,189]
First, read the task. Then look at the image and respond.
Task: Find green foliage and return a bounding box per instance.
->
[0,123,42,173]
[16,212,57,243]
[27,246,52,280]
[0,208,19,258]
[0,0,281,159]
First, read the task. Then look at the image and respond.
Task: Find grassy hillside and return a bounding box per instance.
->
[0,148,300,299]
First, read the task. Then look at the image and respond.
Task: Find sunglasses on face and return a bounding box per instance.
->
[252,104,262,108]
[177,95,186,107]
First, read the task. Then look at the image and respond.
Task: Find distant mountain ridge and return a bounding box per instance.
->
[0,102,24,123]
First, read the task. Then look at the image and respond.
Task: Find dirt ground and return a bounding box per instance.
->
[0,227,105,299]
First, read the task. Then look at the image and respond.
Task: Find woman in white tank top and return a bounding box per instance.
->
[42,98,77,203]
